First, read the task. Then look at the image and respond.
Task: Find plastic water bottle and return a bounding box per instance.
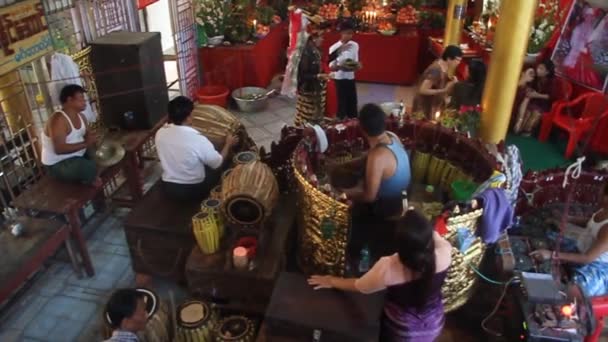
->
[358,247,371,273]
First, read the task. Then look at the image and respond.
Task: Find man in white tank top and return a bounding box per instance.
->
[41,84,99,185]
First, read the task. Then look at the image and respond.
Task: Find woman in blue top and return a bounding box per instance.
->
[340,103,412,261]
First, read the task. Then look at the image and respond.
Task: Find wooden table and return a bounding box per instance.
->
[12,177,102,277]
[260,272,384,342]
[105,117,166,207]
[124,181,200,281]
[0,218,71,303]
[185,193,296,315]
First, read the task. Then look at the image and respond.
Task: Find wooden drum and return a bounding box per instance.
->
[191,104,254,151]
[221,161,279,227]
[102,288,172,342]
[214,316,255,342]
[233,151,259,165]
[175,301,217,342]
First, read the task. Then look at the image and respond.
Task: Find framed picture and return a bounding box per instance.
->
[551,0,608,93]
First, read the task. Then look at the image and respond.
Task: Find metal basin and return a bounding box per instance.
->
[380,102,403,116]
[232,87,269,112]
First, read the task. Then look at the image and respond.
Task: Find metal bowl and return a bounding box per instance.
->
[232,87,269,112]
[380,102,403,116]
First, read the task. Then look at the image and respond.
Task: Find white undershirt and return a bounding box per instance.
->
[329,40,359,80]
[155,124,223,184]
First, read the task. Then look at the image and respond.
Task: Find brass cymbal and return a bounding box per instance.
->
[94,139,125,167]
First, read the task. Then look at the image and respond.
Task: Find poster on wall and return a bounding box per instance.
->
[0,0,53,76]
[551,0,608,93]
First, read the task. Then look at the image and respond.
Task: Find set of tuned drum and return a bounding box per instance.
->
[193,150,279,258]
[102,288,256,342]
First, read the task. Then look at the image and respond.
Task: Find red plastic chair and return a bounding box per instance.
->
[537,78,573,135]
[538,92,608,159]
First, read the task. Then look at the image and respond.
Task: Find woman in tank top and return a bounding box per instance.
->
[532,183,608,296]
[309,209,452,341]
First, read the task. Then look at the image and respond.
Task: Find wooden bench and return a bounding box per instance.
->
[0,218,71,303]
[123,181,201,281]
[11,176,105,277]
[185,193,296,315]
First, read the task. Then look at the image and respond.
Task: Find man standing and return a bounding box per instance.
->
[41,84,99,185]
[329,20,359,120]
[104,289,148,342]
[340,103,411,260]
[155,96,237,201]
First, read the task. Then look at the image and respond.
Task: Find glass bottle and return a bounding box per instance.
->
[358,246,371,273]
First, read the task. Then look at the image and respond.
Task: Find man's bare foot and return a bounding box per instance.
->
[135,273,152,288]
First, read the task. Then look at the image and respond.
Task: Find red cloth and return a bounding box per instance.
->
[322,29,421,85]
[323,64,338,117]
[200,22,289,90]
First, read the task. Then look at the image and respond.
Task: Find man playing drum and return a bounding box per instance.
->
[155,96,238,201]
[338,103,412,263]
[104,289,147,342]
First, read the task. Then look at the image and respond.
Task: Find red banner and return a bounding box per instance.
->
[137,0,159,9]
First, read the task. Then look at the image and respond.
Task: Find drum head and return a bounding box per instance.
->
[105,288,158,326]
[203,198,221,209]
[177,301,211,329]
[234,151,258,164]
[225,196,264,226]
[218,316,251,340]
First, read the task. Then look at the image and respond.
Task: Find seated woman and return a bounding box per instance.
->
[532,183,608,297]
[511,67,536,134]
[448,59,486,110]
[515,60,557,136]
[308,209,452,342]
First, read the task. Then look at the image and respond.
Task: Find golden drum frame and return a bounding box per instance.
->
[292,122,493,312]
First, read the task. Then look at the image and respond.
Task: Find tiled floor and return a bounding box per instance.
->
[0,83,431,342]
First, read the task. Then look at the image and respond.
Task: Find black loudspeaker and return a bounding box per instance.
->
[90,31,168,130]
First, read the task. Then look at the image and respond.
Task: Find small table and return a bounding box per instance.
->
[0,218,71,303]
[261,272,384,342]
[185,194,296,314]
[105,118,166,207]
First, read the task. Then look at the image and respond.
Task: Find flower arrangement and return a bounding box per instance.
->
[436,106,481,136]
[527,0,563,54]
[456,105,481,136]
[195,0,228,38]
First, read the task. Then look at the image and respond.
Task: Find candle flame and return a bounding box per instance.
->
[435,111,440,119]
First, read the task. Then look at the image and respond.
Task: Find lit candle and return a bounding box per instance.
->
[435,111,441,121]
[233,247,248,270]
[253,19,257,30]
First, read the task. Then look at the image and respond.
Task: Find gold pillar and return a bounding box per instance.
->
[443,0,468,47]
[480,0,537,144]
[0,71,31,134]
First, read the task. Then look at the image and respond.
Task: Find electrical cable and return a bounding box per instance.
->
[466,261,507,285]
[481,277,518,337]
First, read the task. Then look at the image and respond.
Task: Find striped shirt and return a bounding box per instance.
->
[103,330,139,342]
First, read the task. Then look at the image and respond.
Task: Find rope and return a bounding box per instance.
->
[563,156,585,189]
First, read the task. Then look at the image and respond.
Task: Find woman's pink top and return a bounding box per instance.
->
[355,231,452,294]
